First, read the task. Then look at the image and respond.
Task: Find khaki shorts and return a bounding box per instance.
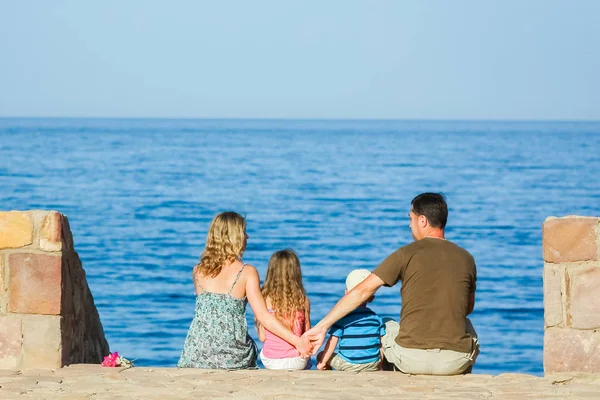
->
[329,353,380,372]
[381,318,480,376]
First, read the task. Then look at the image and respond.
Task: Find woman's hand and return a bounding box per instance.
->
[293,335,313,358]
[302,325,327,355]
[246,265,312,353]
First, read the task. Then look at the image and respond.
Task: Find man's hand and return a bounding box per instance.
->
[303,325,328,355]
[302,273,385,356]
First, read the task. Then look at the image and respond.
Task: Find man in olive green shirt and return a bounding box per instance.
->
[305,193,479,375]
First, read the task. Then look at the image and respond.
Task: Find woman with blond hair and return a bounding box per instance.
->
[178,212,311,369]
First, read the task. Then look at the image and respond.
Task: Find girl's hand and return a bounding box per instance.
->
[316,361,327,370]
[294,335,313,358]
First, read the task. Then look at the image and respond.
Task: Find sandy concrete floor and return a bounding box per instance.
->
[1,365,599,399]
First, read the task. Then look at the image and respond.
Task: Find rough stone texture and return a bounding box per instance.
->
[0,367,600,400]
[544,327,600,373]
[60,247,110,365]
[0,315,22,369]
[21,315,62,369]
[543,263,564,327]
[0,210,109,370]
[0,254,4,293]
[7,253,62,315]
[40,211,63,252]
[543,215,600,376]
[543,217,599,263]
[60,215,74,252]
[0,212,33,249]
[567,265,600,329]
[0,255,6,313]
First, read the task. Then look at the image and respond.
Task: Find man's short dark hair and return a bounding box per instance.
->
[411,193,448,229]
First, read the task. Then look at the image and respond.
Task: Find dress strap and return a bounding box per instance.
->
[228,264,245,295]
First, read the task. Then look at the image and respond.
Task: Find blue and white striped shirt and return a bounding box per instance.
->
[328,307,386,364]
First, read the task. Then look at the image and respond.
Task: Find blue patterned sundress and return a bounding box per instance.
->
[178,265,258,369]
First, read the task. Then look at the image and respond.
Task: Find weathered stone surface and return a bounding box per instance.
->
[61,250,110,365]
[567,266,600,329]
[0,255,4,292]
[60,216,74,252]
[8,253,62,315]
[543,263,564,327]
[21,315,62,369]
[0,210,108,370]
[544,328,600,373]
[543,217,599,263]
[0,211,33,249]
[0,314,22,369]
[1,367,600,399]
[0,255,5,313]
[40,211,63,252]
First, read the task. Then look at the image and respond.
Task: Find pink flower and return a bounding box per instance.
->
[101,352,120,367]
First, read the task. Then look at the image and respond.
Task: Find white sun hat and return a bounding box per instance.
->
[345,269,371,291]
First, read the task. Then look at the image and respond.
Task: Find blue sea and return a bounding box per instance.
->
[1,118,599,375]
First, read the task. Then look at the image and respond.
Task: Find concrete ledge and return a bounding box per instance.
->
[1,366,600,399]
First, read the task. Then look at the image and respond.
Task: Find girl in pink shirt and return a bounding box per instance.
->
[256,249,311,370]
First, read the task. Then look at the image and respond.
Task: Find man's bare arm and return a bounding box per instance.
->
[303,273,385,354]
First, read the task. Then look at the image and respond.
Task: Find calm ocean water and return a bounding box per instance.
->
[1,118,599,375]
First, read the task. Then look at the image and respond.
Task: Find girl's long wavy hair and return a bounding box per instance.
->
[195,212,247,278]
[261,249,307,329]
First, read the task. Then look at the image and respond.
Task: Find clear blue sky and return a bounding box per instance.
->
[1,1,598,120]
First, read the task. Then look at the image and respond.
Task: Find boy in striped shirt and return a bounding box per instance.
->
[316,269,386,372]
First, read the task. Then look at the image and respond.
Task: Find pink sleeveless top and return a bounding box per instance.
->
[262,309,305,359]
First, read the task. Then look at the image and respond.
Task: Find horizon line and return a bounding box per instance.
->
[1,115,599,124]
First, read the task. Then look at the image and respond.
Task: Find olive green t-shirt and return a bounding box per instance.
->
[373,238,476,353]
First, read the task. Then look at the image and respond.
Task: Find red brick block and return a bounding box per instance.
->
[544,328,600,373]
[40,211,63,252]
[543,217,599,263]
[567,266,600,329]
[8,253,62,315]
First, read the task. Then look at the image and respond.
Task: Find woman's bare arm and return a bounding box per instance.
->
[192,266,202,295]
[304,297,311,332]
[245,265,312,356]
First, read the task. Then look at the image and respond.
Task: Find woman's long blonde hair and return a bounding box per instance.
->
[261,249,307,328]
[195,212,247,278]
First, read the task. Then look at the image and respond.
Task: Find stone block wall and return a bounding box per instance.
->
[0,210,109,369]
[543,215,600,374]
